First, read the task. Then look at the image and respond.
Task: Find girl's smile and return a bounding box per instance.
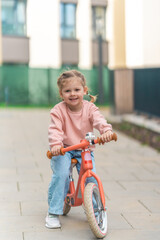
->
[59,77,87,112]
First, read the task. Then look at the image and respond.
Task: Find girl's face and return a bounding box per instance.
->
[59,77,87,112]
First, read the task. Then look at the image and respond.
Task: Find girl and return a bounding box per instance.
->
[46,70,113,228]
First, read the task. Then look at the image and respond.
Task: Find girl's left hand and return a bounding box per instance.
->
[100,130,113,143]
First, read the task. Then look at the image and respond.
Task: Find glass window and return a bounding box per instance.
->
[60,3,76,39]
[92,6,106,40]
[1,0,27,36]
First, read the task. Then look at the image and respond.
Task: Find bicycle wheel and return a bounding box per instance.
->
[63,202,71,215]
[84,183,107,239]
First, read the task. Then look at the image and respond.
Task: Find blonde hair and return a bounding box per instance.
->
[57,70,97,103]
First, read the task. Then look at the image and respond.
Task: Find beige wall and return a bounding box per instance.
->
[107,0,134,114]
[0,0,2,64]
[108,0,126,69]
[113,0,126,68]
[114,69,134,114]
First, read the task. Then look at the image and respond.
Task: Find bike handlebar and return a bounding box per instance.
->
[47,133,117,159]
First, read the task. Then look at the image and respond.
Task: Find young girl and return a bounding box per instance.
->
[46,70,113,228]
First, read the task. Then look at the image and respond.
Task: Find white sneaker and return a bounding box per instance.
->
[45,213,61,229]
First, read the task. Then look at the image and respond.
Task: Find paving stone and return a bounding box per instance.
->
[23,230,92,240]
[138,198,160,213]
[16,168,42,182]
[107,230,160,240]
[132,168,160,181]
[106,181,160,199]
[96,167,114,181]
[106,168,138,181]
[0,232,23,240]
[0,109,160,240]
[0,216,46,232]
[0,168,17,182]
[107,198,149,213]
[17,183,47,201]
[21,201,48,216]
[15,158,37,168]
[119,181,160,194]
[103,181,126,200]
[0,201,20,216]
[0,155,17,168]
[122,213,160,230]
[108,212,132,230]
[0,182,18,193]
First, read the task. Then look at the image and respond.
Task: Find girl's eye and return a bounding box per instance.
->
[75,89,80,91]
[65,90,70,93]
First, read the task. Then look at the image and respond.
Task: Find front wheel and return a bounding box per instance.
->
[84,183,107,239]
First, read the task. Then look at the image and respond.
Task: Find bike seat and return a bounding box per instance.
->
[71,158,78,165]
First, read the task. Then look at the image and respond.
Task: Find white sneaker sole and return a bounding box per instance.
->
[45,223,61,229]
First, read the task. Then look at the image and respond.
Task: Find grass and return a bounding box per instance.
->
[119,122,132,131]
[156,136,160,142]
[0,103,52,109]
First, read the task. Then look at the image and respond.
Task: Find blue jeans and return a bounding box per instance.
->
[48,150,97,215]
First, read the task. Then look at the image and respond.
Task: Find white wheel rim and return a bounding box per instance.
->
[92,186,107,234]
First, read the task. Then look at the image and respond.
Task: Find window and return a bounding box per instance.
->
[1,0,27,36]
[60,3,76,39]
[92,6,106,40]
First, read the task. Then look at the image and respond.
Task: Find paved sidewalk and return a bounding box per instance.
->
[0,108,160,240]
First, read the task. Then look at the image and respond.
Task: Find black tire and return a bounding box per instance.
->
[84,183,107,238]
[63,202,71,215]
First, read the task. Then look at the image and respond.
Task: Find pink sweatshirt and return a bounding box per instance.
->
[48,100,112,148]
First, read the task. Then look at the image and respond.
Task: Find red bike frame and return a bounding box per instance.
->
[47,133,117,210]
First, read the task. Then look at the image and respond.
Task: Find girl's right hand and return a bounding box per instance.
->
[51,145,62,156]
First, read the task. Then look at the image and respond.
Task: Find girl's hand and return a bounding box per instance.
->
[100,130,113,143]
[51,145,62,156]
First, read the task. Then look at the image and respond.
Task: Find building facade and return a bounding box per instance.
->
[0,0,160,116]
[107,0,160,116]
[0,0,111,106]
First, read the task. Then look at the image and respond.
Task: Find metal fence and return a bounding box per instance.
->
[0,65,112,107]
[134,68,160,117]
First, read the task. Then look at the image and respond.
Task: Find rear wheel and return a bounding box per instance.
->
[84,183,107,239]
[63,202,71,215]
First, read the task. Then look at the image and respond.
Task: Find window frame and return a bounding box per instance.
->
[1,0,27,36]
[60,2,77,39]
